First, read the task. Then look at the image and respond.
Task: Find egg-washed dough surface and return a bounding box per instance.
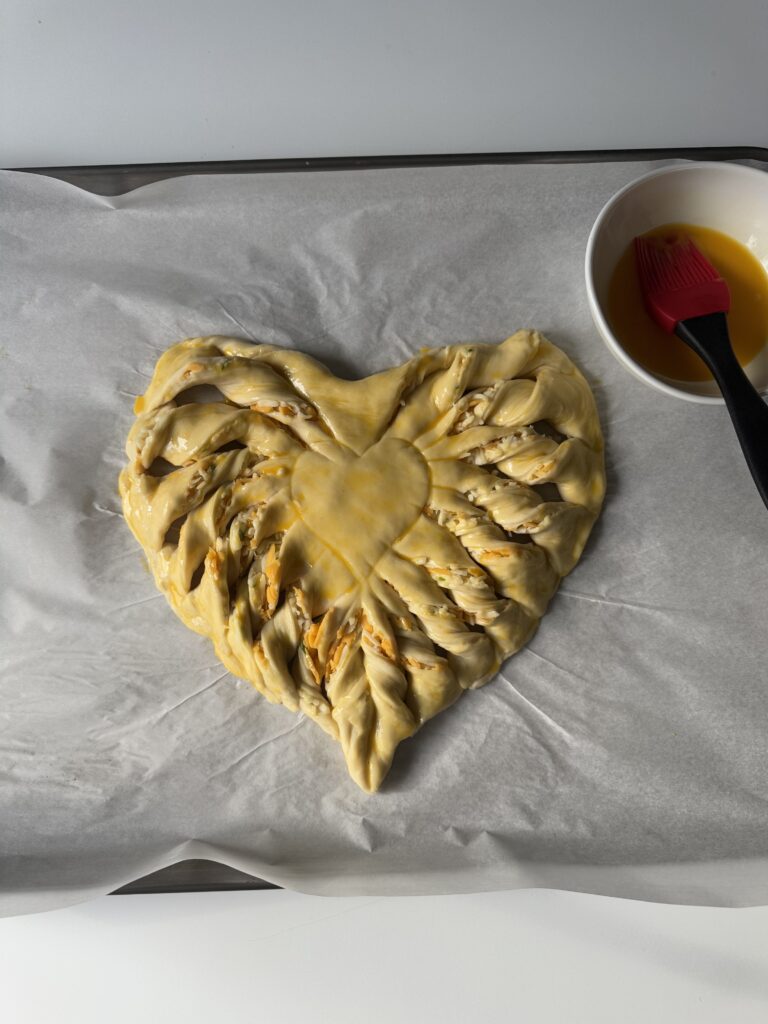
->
[119,331,605,791]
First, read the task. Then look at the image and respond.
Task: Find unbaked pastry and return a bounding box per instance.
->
[119,331,604,791]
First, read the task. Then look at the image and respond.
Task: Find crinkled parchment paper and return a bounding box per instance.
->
[2,160,768,916]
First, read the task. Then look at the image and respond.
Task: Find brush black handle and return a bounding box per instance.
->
[676,312,768,511]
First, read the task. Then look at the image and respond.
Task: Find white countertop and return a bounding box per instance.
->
[2,2,768,1019]
[2,0,768,167]
[2,889,768,1022]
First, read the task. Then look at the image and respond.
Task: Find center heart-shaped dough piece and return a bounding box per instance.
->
[120,331,605,791]
[291,439,429,603]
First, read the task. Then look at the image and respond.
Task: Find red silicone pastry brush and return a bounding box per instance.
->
[634,235,768,510]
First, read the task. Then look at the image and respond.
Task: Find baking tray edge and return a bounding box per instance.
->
[10,145,768,197]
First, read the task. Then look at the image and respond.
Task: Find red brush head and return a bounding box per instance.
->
[633,235,731,332]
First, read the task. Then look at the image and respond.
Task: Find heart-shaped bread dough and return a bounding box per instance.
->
[120,331,604,791]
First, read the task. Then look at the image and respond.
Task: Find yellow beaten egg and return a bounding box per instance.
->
[606,223,768,382]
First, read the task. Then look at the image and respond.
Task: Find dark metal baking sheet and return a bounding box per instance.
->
[111,860,278,895]
[11,145,765,895]
[13,145,768,197]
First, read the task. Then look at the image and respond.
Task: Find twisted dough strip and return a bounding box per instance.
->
[120,331,605,791]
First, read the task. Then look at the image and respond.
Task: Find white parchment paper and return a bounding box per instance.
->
[2,161,768,917]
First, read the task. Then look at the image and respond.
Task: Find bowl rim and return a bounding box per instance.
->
[584,160,768,405]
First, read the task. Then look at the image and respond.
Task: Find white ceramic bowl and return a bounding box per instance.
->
[585,161,768,403]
